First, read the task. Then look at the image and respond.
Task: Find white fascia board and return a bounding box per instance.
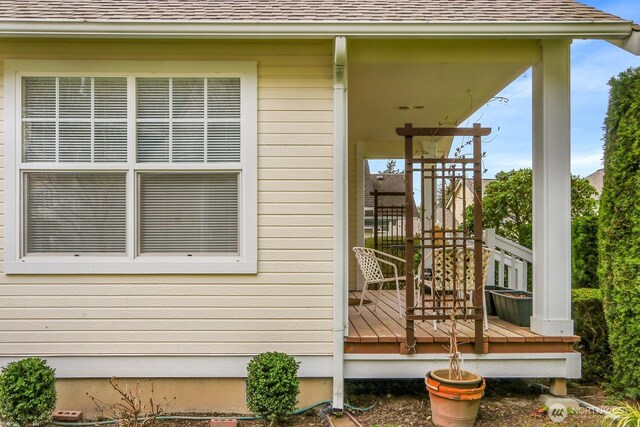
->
[0,21,633,39]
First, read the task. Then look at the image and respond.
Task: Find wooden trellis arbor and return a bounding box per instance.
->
[396,123,491,354]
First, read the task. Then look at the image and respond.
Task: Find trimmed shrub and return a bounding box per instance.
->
[246,352,299,425]
[572,288,611,382]
[599,66,640,398]
[0,357,57,427]
[572,214,599,288]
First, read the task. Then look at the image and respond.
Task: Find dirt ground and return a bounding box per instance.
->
[75,379,612,427]
[347,395,603,427]
[342,379,605,427]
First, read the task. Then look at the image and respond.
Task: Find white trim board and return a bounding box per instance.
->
[0,356,333,378]
[344,353,581,379]
[0,21,633,39]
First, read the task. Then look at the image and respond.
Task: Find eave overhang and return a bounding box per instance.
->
[608,25,640,55]
[0,20,634,39]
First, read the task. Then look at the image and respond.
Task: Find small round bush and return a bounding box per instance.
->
[246,352,299,424]
[0,357,57,427]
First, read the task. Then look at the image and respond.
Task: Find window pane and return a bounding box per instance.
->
[207,122,240,162]
[22,76,128,163]
[59,122,91,162]
[95,122,127,162]
[139,173,239,254]
[136,77,241,164]
[26,173,126,254]
[59,77,91,118]
[173,78,204,118]
[208,78,240,119]
[173,122,204,162]
[23,122,56,162]
[137,78,169,119]
[95,78,127,119]
[23,77,55,119]
[137,122,169,162]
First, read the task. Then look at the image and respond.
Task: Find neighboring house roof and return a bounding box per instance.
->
[364,161,375,210]
[364,161,418,216]
[585,168,604,196]
[0,0,627,22]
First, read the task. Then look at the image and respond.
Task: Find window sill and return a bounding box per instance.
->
[4,259,258,275]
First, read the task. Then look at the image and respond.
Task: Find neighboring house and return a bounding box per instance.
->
[445,178,495,228]
[0,0,637,416]
[585,168,604,199]
[363,161,420,239]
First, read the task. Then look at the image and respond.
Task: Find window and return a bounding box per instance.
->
[5,60,257,274]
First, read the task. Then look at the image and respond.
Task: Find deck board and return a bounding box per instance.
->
[359,295,407,342]
[346,290,579,354]
[354,303,398,343]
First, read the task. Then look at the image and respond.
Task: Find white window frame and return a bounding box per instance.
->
[4,60,257,274]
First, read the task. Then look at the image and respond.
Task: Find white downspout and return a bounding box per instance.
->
[332,35,347,411]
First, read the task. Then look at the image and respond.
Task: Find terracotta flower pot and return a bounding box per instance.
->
[426,369,485,427]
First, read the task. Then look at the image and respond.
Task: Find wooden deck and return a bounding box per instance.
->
[346,290,579,354]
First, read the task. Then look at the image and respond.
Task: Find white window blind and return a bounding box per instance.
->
[13,63,254,272]
[139,173,239,254]
[26,173,127,254]
[136,77,241,163]
[22,76,128,163]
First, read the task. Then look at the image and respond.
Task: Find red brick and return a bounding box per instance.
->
[210,419,238,427]
[52,410,83,422]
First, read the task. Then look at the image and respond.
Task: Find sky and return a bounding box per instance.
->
[369,0,640,179]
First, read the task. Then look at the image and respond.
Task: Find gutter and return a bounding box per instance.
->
[0,21,633,39]
[608,24,640,55]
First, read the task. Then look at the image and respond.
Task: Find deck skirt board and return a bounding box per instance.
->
[346,291,578,354]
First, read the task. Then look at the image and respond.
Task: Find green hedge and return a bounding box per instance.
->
[599,66,640,398]
[572,214,599,288]
[572,289,611,383]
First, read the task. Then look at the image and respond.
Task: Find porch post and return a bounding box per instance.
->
[355,142,364,290]
[530,40,574,336]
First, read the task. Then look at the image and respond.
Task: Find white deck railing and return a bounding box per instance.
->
[483,228,532,291]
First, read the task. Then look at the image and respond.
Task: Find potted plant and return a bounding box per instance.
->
[426,313,486,427]
[484,284,508,316]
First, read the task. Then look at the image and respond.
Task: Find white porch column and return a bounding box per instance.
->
[530,40,573,336]
[355,142,364,290]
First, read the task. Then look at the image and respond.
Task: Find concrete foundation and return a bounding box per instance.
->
[56,378,332,418]
[539,394,580,412]
[549,378,568,396]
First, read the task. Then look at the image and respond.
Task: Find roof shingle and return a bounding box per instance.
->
[0,0,626,23]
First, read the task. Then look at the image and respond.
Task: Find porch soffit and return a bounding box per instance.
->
[348,40,535,157]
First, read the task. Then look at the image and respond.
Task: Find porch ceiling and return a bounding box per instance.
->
[348,40,536,158]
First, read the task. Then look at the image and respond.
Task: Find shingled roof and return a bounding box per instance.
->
[0,0,626,23]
